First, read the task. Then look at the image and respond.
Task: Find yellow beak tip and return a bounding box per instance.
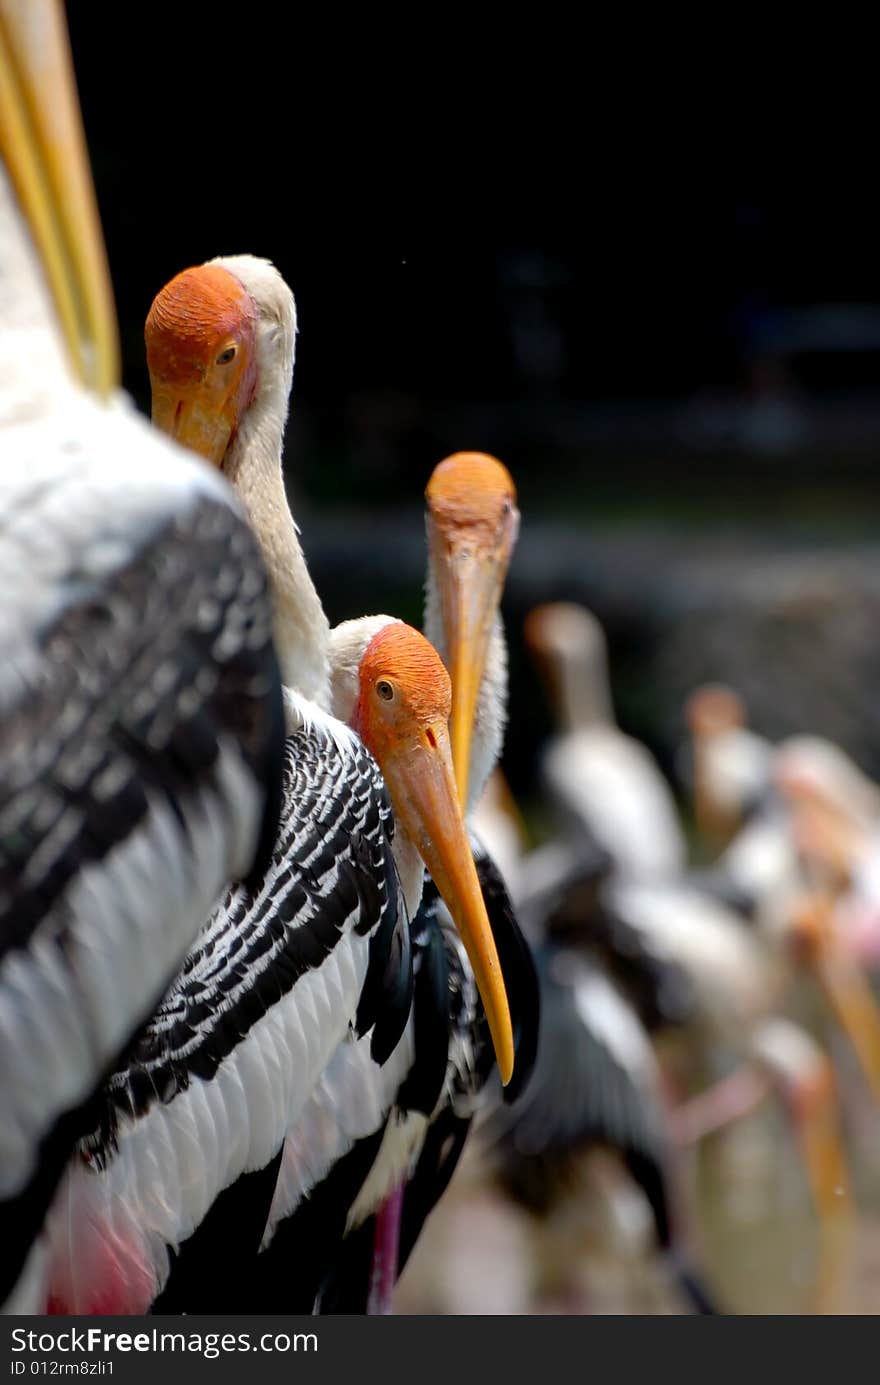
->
[496,1035,515,1087]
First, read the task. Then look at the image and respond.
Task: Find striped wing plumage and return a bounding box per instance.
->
[0,420,284,1311]
[309,842,539,1314]
[41,713,404,1314]
[490,947,670,1233]
[484,947,722,1313]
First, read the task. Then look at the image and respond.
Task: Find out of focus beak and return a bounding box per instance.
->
[777,1053,852,1314]
[0,0,119,393]
[383,718,515,1085]
[815,941,880,1104]
[790,891,880,1104]
[429,512,519,808]
[790,1056,850,1215]
[150,389,235,468]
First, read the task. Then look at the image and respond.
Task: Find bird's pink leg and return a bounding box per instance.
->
[367,1182,405,1315]
[670,1065,770,1146]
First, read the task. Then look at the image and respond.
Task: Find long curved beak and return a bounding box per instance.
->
[789,1059,852,1300]
[814,940,880,1104]
[150,388,233,467]
[791,890,880,1105]
[0,0,119,394]
[428,514,519,810]
[383,719,515,1085]
[792,1063,853,1312]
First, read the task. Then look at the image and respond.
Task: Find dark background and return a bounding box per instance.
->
[64,6,880,804]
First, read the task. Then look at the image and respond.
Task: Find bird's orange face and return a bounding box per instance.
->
[355,620,452,764]
[424,453,519,806]
[685,684,746,738]
[355,622,515,1086]
[522,601,601,664]
[145,264,258,467]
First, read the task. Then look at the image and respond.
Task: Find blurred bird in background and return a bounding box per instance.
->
[394,602,877,1316]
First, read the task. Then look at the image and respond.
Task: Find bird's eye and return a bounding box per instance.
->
[502,497,513,515]
[216,345,237,366]
[376,680,395,702]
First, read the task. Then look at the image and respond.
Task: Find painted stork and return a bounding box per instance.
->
[689,718,880,1105]
[524,602,687,881]
[770,739,880,1103]
[145,256,330,706]
[0,0,284,1312]
[684,684,772,854]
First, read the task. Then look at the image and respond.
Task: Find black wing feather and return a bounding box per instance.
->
[491,946,666,1209]
[355,830,414,1067]
[395,885,453,1116]
[472,841,540,1105]
[0,486,283,1309]
[315,841,539,1314]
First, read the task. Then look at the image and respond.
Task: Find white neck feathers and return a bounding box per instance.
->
[550,629,614,734]
[211,255,331,709]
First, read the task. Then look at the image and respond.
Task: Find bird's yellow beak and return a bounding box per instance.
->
[428,512,519,808]
[0,0,118,394]
[815,941,880,1105]
[380,718,515,1085]
[150,388,237,468]
[789,891,880,1104]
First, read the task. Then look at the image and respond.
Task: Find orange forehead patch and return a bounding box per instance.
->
[523,602,599,652]
[145,264,255,385]
[360,623,451,723]
[426,452,516,527]
[685,684,745,732]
